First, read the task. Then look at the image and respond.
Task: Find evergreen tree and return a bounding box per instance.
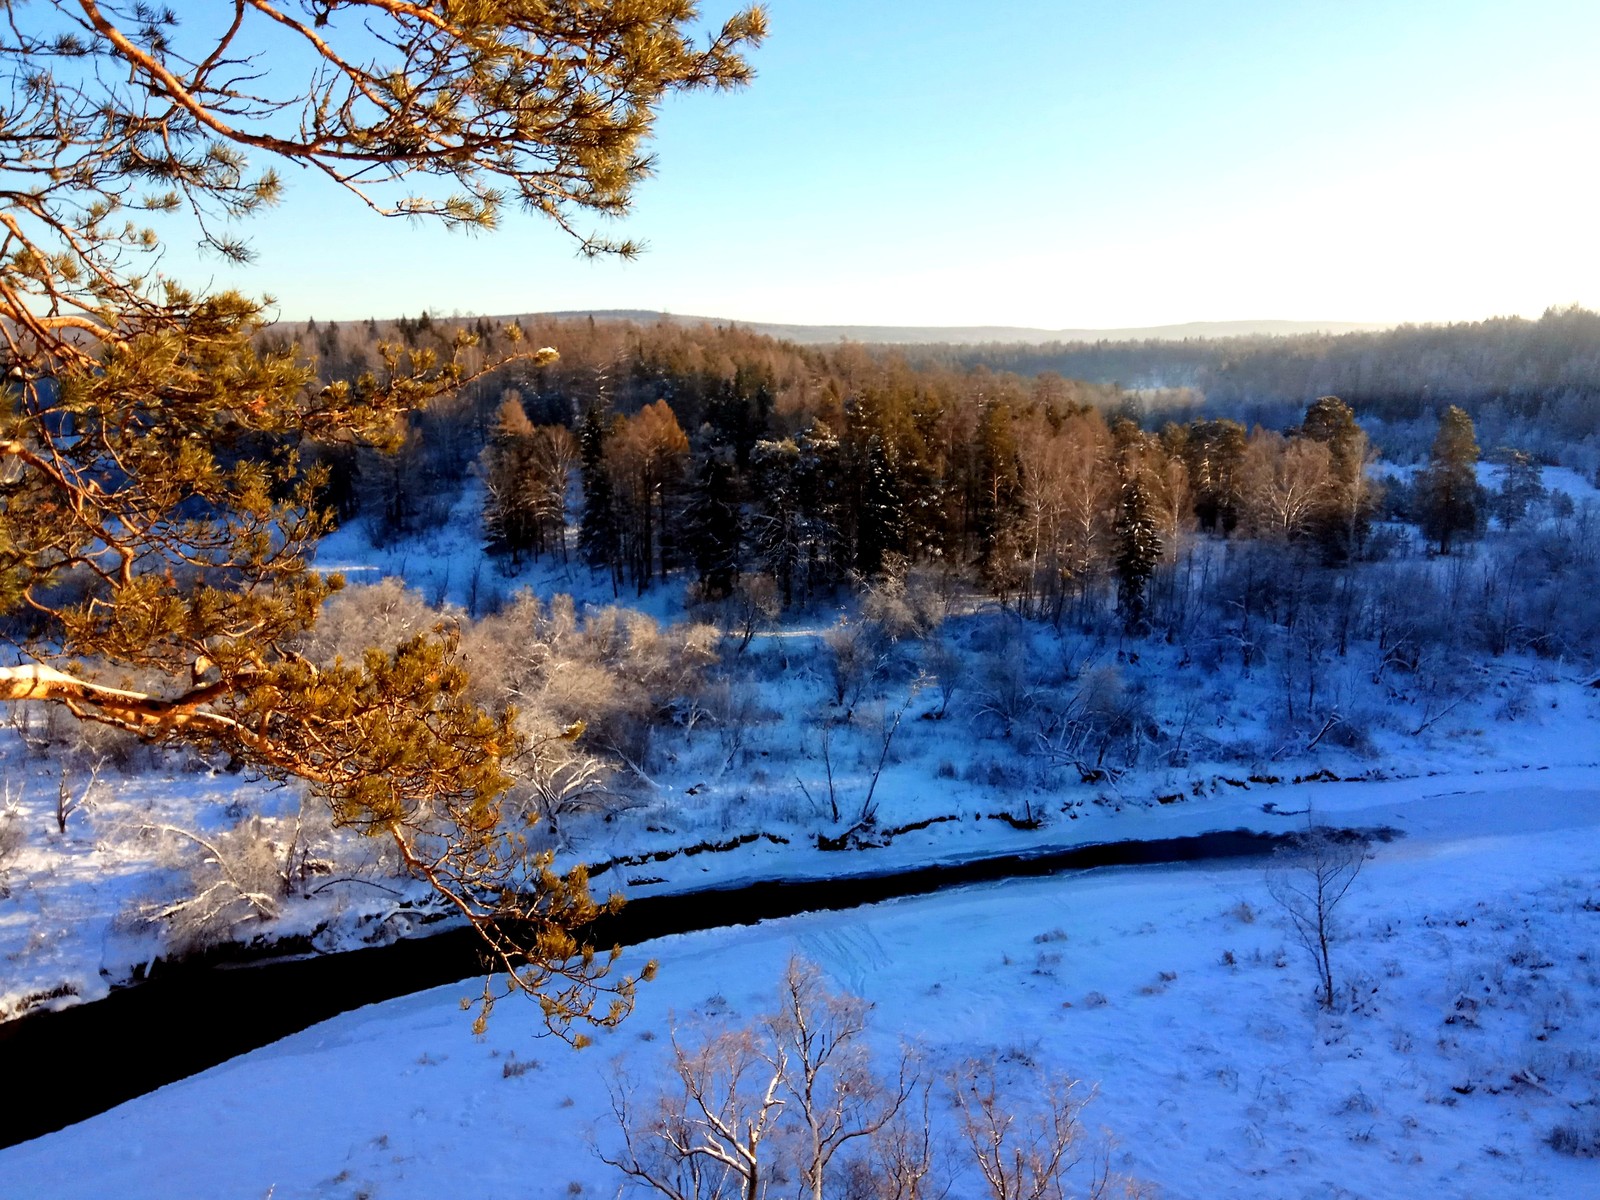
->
[1183,419,1247,534]
[481,394,540,564]
[1112,423,1162,634]
[1298,396,1374,561]
[686,450,744,599]
[972,399,1024,589]
[856,434,905,577]
[578,404,622,591]
[1418,406,1484,554]
[1492,449,1545,530]
[752,438,807,608]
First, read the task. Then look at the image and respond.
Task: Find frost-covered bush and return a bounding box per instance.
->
[0,779,23,896]
[137,806,338,956]
[297,577,443,667]
[859,558,944,642]
[461,592,718,777]
[505,713,619,847]
[823,618,883,714]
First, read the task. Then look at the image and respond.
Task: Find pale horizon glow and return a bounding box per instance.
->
[170,0,1600,330]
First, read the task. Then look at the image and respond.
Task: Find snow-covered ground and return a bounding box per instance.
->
[5,643,1597,1026]
[4,767,1598,1199]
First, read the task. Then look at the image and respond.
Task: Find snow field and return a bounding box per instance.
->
[4,774,1598,1199]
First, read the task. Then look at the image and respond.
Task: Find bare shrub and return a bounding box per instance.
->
[824,619,884,715]
[973,642,1039,739]
[1035,667,1154,780]
[1266,825,1369,1009]
[703,678,765,777]
[1548,1116,1600,1158]
[53,759,103,835]
[730,573,781,654]
[0,777,23,896]
[922,637,966,718]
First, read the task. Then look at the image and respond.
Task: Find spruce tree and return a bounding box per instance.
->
[686,451,744,600]
[1492,449,1545,530]
[752,439,806,607]
[856,434,906,577]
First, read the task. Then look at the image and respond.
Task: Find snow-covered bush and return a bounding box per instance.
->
[296,577,444,667]
[136,806,339,956]
[0,778,22,896]
[860,557,945,642]
[823,618,884,715]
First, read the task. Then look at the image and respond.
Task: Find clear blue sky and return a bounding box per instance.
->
[180,0,1600,329]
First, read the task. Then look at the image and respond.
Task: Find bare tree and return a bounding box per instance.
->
[605,960,1141,1200]
[603,959,915,1200]
[952,1059,1114,1200]
[54,759,103,835]
[1265,825,1369,1009]
[605,1024,787,1200]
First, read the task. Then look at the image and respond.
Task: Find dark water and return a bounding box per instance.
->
[0,826,1378,1148]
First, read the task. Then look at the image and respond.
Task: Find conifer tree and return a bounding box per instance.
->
[482,394,541,564]
[751,440,804,607]
[1299,396,1375,561]
[686,450,744,600]
[1418,406,1484,555]
[856,434,906,577]
[1492,449,1545,530]
[1112,423,1162,634]
[972,400,1024,590]
[1183,419,1248,534]
[579,404,624,593]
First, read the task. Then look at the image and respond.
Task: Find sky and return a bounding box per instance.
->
[171,0,1600,330]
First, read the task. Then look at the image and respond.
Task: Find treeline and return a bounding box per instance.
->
[270,315,1573,631]
[273,315,1125,555]
[909,306,1600,470]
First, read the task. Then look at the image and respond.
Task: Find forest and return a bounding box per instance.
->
[912,305,1600,470]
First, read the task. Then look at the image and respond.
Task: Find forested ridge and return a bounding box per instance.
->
[898,305,1600,468]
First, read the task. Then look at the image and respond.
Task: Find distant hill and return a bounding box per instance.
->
[523,310,1387,345]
